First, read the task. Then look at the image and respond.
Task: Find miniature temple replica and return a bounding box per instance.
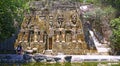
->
[14,0,96,55]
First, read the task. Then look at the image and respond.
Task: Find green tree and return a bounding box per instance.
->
[107,0,120,10]
[0,0,30,41]
[100,0,120,17]
[110,17,120,54]
[77,0,99,4]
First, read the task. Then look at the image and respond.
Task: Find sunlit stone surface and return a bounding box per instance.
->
[14,0,96,55]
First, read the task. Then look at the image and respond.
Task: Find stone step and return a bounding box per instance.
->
[43,50,53,55]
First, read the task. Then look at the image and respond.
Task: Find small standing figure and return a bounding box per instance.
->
[17,44,22,55]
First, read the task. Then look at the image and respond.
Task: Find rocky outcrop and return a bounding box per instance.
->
[24,54,62,63]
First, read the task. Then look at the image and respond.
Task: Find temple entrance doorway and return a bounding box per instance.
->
[49,37,52,49]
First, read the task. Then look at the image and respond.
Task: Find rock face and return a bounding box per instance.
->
[14,0,89,55]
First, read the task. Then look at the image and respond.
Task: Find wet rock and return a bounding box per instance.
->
[33,54,46,62]
[64,56,72,62]
[0,56,5,59]
[39,59,46,62]
[46,57,55,62]
[54,57,61,62]
[10,59,15,63]
[2,59,7,63]
[27,58,36,63]
[5,55,12,59]
[23,54,32,60]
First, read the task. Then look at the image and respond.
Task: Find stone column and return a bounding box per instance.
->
[77,29,82,43]
[30,30,33,42]
[40,31,43,42]
[56,34,59,42]
[55,30,60,42]
[61,30,65,42]
[34,29,38,42]
[34,33,37,42]
[24,32,29,42]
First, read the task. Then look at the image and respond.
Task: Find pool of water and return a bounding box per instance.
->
[0,62,120,66]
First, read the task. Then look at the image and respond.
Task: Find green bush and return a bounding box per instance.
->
[110,17,120,54]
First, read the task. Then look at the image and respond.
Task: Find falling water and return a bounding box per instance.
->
[89,30,110,53]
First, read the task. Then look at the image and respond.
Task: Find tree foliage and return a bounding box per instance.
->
[100,0,120,17]
[0,0,30,41]
[103,0,120,10]
[78,0,99,4]
[110,17,120,54]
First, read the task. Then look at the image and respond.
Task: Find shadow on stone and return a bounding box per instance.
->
[64,56,72,62]
[23,54,32,60]
[46,57,55,62]
[33,54,46,62]
[54,57,61,62]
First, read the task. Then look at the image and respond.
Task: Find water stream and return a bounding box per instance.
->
[89,30,110,53]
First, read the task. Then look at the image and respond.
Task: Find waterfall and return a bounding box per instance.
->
[89,30,110,53]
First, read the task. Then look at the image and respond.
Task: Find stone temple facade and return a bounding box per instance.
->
[14,1,95,55]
